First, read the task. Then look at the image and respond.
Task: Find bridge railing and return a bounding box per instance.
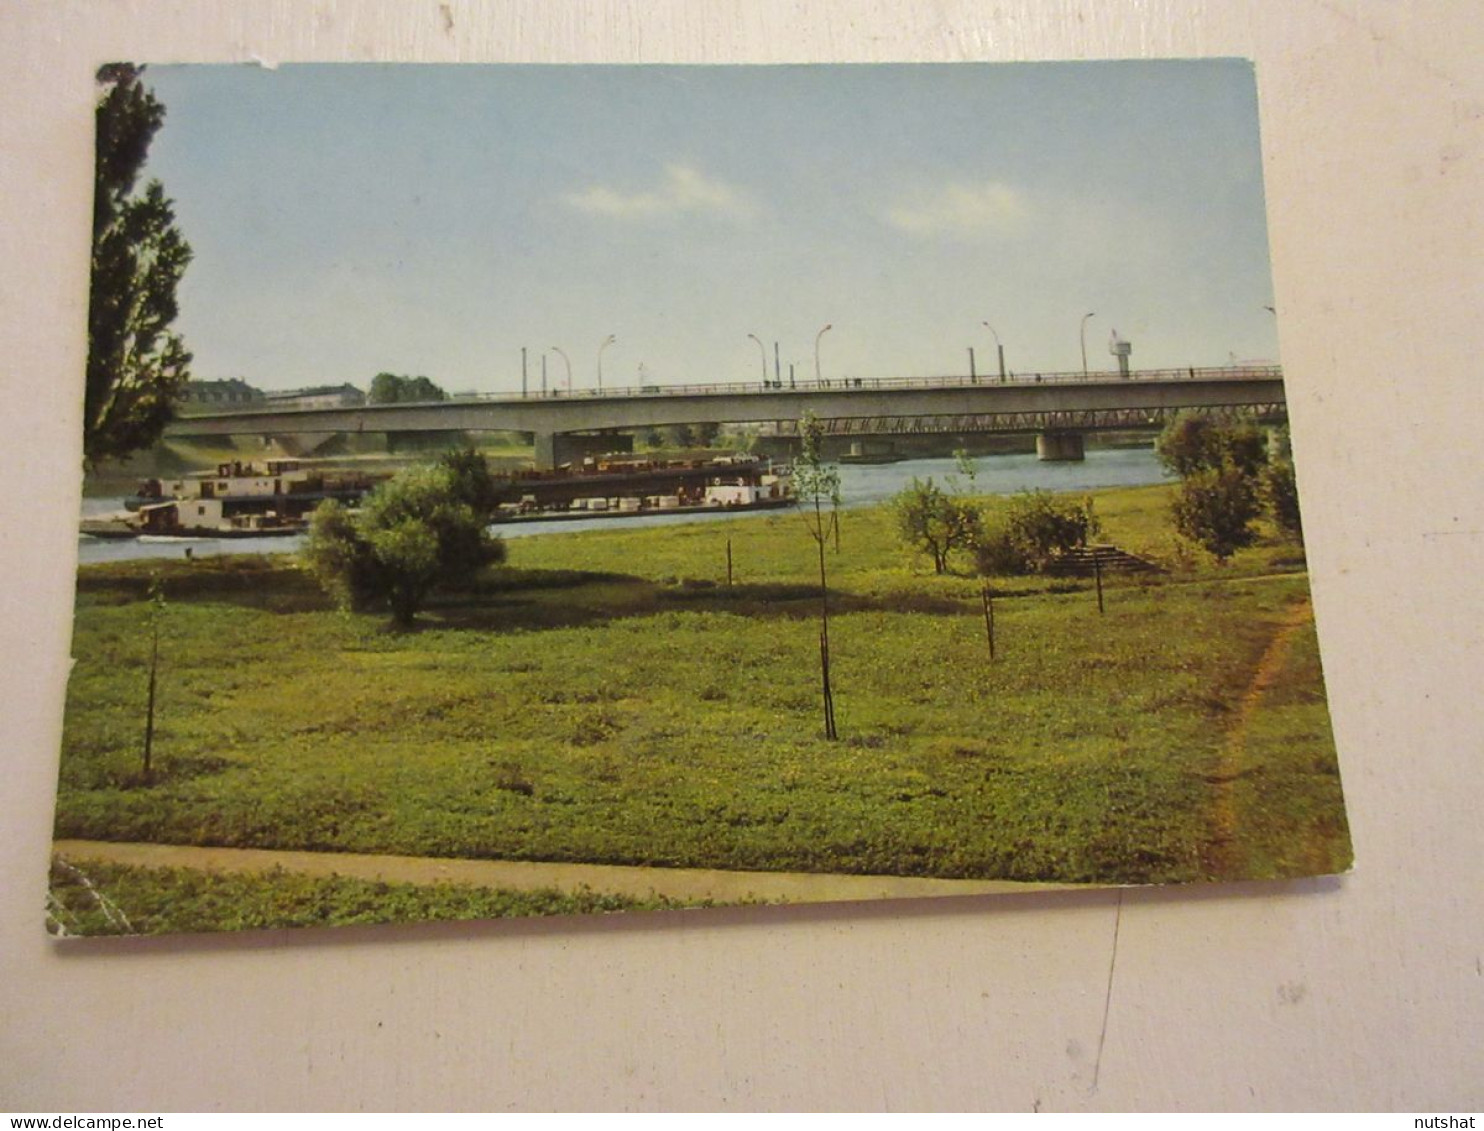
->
[464,365,1283,402]
[176,365,1283,417]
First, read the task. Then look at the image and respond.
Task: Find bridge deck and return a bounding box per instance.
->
[166,366,1286,440]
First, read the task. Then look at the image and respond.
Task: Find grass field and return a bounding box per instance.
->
[52,483,1351,931]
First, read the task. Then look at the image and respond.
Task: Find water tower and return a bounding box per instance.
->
[1108,329,1133,378]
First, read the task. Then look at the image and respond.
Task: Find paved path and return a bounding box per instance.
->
[53,839,1076,905]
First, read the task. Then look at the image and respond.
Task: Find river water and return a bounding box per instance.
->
[77,446,1172,566]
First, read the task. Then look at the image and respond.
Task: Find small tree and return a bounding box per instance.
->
[304,465,505,626]
[893,477,985,574]
[1171,467,1262,562]
[794,412,841,740]
[140,573,166,782]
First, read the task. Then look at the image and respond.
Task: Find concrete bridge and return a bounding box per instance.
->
[166,365,1286,468]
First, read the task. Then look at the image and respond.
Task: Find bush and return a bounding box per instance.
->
[973,491,1099,575]
[1171,467,1261,562]
[973,524,1031,576]
[1264,459,1303,540]
[1007,490,1099,569]
[303,465,506,626]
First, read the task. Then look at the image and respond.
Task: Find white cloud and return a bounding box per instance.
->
[882,181,1030,238]
[563,163,758,222]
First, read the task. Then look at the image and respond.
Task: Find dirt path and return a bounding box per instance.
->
[1201,597,1312,878]
[52,839,1076,905]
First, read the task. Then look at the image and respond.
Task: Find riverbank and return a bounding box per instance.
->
[52,482,1348,932]
[78,446,1177,566]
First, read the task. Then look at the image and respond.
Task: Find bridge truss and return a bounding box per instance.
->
[766,401,1289,437]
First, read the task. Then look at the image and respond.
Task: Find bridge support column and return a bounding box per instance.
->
[1036,431,1086,462]
[534,431,633,470]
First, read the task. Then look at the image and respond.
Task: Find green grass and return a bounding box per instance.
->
[53,483,1350,926]
[47,858,695,936]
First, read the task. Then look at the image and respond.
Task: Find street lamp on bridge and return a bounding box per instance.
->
[551,346,573,392]
[982,321,1007,382]
[1080,312,1096,378]
[747,333,768,385]
[815,323,833,384]
[597,334,616,392]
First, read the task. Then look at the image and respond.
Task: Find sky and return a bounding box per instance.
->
[137,60,1280,394]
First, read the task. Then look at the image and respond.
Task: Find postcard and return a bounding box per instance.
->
[50,60,1350,937]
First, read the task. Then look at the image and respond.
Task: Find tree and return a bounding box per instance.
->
[303,465,506,626]
[893,477,985,574]
[1171,467,1262,562]
[1157,413,1287,560]
[1156,413,1267,479]
[437,445,501,520]
[85,64,193,468]
[369,372,449,404]
[794,412,841,740]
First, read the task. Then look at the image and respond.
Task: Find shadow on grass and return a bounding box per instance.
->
[77,557,1034,634]
[418,568,968,633]
[75,555,330,613]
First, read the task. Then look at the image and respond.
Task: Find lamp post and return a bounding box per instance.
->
[597,334,616,391]
[1080,312,1096,378]
[814,323,833,384]
[747,333,768,385]
[982,321,1006,382]
[551,346,572,392]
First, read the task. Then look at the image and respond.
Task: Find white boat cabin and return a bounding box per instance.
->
[161,460,311,501]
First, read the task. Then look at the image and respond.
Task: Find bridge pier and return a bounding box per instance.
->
[534,431,633,470]
[1036,431,1086,462]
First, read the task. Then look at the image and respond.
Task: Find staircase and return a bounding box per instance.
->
[1042,544,1165,577]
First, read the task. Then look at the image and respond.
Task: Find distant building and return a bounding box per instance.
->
[182,378,264,406]
[261,384,367,410]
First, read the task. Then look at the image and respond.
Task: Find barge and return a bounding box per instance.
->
[85,459,386,540]
[487,454,793,523]
[81,454,792,540]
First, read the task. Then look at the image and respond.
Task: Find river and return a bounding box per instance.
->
[77,446,1173,566]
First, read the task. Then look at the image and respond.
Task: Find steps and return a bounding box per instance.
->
[1041,543,1164,577]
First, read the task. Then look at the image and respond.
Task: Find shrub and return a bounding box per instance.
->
[303,465,506,626]
[973,524,1032,576]
[1264,459,1303,540]
[1008,490,1100,569]
[1171,467,1262,562]
[970,491,1099,575]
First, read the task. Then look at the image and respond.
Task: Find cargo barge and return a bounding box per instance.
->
[84,460,386,540]
[81,455,793,540]
[486,454,793,523]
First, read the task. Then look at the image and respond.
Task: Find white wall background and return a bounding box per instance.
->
[2,0,1480,1112]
